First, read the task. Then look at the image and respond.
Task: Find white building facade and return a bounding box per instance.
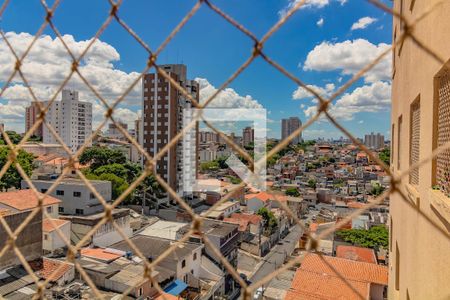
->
[43,90,92,153]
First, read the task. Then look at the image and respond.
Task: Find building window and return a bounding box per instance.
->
[409,97,420,185]
[435,71,450,194]
[395,242,400,291]
[59,207,64,213]
[75,209,84,215]
[73,191,81,197]
[90,193,95,199]
[391,124,395,165]
[397,115,403,170]
[41,189,48,193]
[137,287,143,297]
[56,190,64,196]
[47,206,52,214]
[181,259,186,268]
[193,253,197,261]
[44,234,48,240]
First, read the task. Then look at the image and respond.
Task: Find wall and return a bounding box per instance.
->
[0,211,42,269]
[390,1,450,299]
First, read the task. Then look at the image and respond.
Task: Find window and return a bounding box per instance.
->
[397,115,403,170]
[395,242,400,291]
[181,259,186,268]
[73,191,81,197]
[44,234,48,240]
[56,190,64,196]
[90,193,95,199]
[59,207,64,213]
[409,98,420,185]
[137,287,143,297]
[435,72,450,194]
[193,253,197,261]
[75,209,84,215]
[47,206,52,213]
[41,189,48,193]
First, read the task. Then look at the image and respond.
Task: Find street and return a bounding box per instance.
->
[250,225,303,283]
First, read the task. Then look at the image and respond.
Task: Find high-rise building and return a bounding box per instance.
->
[25,102,43,138]
[141,64,199,194]
[42,90,92,153]
[390,1,450,299]
[281,117,302,144]
[364,132,385,149]
[105,121,128,140]
[242,126,254,147]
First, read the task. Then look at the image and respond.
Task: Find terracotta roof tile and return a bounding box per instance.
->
[42,218,70,233]
[30,258,72,282]
[0,190,61,211]
[229,213,262,224]
[285,254,388,300]
[80,247,122,262]
[336,246,377,264]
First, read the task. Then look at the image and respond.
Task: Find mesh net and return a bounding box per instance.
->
[0,0,449,299]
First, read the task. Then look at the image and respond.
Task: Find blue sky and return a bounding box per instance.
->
[0,0,392,140]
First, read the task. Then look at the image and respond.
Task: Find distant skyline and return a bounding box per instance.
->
[0,0,392,140]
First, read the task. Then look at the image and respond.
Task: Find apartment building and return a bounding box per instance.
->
[242,126,254,147]
[21,178,111,216]
[281,117,302,145]
[42,89,92,153]
[390,1,450,299]
[364,132,385,149]
[25,101,43,138]
[141,64,199,195]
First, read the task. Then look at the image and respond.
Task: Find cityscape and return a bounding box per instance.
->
[0,1,449,300]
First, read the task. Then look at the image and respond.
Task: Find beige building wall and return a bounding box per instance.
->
[390,1,450,299]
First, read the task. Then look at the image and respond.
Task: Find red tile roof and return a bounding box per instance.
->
[285,254,388,300]
[230,213,262,224]
[347,202,366,209]
[336,245,377,264]
[30,258,73,282]
[80,247,122,262]
[244,192,287,203]
[0,190,61,211]
[42,218,70,233]
[223,218,249,232]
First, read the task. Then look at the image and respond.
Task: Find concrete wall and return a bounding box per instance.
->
[390,1,450,299]
[0,211,42,269]
[43,221,71,253]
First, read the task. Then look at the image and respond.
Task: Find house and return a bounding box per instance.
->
[245,192,287,212]
[0,190,61,269]
[336,245,378,264]
[0,189,60,219]
[60,208,132,247]
[200,201,240,220]
[42,218,71,254]
[285,254,388,300]
[22,178,112,216]
[30,257,75,286]
[137,219,189,240]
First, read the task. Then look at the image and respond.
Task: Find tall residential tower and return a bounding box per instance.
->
[281,117,302,144]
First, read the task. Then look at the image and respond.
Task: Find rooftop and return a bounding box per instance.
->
[0,190,60,211]
[138,220,189,240]
[42,218,70,233]
[285,253,388,300]
[80,247,125,263]
[335,245,377,264]
[30,258,73,282]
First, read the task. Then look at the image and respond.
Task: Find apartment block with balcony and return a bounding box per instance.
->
[141,64,199,196]
[390,1,450,299]
[42,89,92,153]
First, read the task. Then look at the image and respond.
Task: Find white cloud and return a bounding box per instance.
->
[351,17,377,30]
[317,18,324,27]
[302,81,391,121]
[303,39,391,83]
[195,78,263,109]
[292,83,335,101]
[358,120,364,124]
[0,31,142,131]
[279,0,348,17]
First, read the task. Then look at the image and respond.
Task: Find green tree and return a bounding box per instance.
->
[307,178,317,189]
[200,161,219,171]
[379,148,390,166]
[86,172,129,200]
[0,131,22,145]
[336,225,389,249]
[257,207,278,234]
[79,147,127,170]
[370,183,385,196]
[0,147,35,190]
[285,187,300,197]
